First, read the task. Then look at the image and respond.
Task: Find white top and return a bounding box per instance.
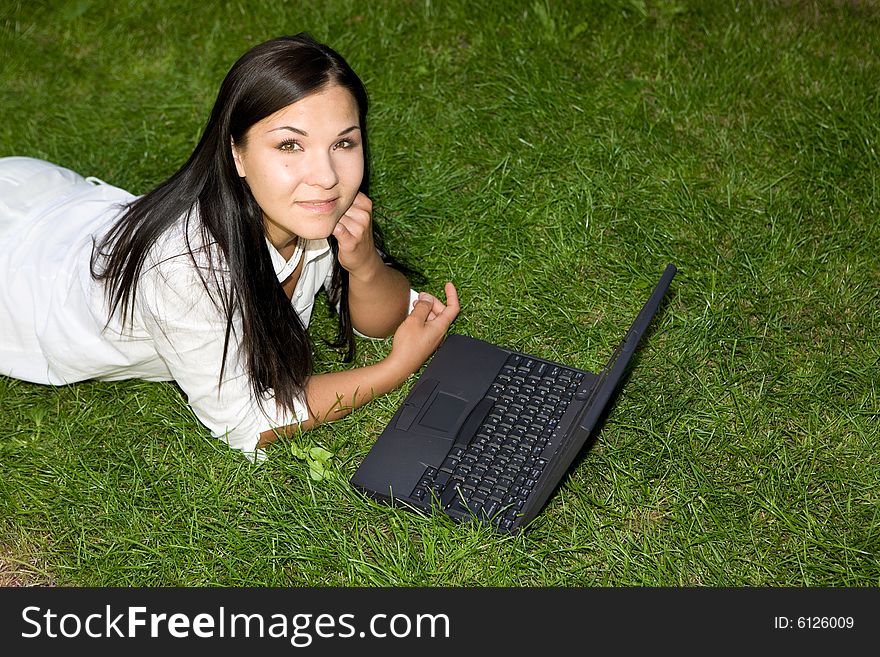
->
[0,158,413,459]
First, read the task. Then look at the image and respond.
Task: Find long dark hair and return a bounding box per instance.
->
[91,33,408,417]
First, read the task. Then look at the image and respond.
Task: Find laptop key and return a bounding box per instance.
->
[439,456,458,473]
[440,481,462,509]
[433,469,451,489]
[481,499,500,520]
[447,498,469,516]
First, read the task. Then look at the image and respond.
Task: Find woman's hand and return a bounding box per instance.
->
[333,191,381,280]
[386,282,460,376]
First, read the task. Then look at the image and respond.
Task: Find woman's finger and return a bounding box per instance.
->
[332,218,355,245]
[408,297,433,324]
[438,282,460,320]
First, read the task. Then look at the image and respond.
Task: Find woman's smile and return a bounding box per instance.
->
[296,197,339,213]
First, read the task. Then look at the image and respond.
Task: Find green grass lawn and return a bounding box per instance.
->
[0,0,877,586]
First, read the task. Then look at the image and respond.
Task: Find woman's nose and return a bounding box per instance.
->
[304,150,339,189]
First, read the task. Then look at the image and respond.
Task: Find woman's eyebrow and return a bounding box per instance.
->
[268,125,360,137]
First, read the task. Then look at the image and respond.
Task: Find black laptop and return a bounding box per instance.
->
[351,264,677,533]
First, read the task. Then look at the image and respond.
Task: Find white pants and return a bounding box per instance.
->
[0,157,98,239]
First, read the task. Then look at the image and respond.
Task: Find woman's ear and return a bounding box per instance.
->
[231,139,246,178]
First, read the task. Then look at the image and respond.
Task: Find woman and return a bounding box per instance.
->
[0,33,459,460]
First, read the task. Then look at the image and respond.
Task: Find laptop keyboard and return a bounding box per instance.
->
[410,353,585,530]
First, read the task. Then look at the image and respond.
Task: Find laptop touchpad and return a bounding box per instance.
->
[419,392,467,433]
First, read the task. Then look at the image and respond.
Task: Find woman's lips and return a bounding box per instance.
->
[296,198,338,213]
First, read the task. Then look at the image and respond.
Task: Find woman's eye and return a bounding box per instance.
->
[333,139,357,150]
[278,140,302,152]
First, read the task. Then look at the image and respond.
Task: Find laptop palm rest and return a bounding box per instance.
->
[352,335,508,501]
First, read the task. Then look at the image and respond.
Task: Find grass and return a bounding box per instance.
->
[0,0,878,587]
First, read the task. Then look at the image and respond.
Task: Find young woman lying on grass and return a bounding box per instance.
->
[0,33,459,460]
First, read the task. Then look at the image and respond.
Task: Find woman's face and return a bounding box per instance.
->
[232,83,364,258]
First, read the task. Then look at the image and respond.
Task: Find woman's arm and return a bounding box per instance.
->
[331,192,411,337]
[258,282,459,447]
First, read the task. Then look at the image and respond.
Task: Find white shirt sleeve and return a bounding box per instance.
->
[136,254,307,460]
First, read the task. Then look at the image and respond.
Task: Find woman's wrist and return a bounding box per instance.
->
[345,250,386,284]
[376,350,418,389]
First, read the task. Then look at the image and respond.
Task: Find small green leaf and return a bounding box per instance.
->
[308,461,326,481]
[309,446,333,462]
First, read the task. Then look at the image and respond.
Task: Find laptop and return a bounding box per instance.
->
[351,263,678,533]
